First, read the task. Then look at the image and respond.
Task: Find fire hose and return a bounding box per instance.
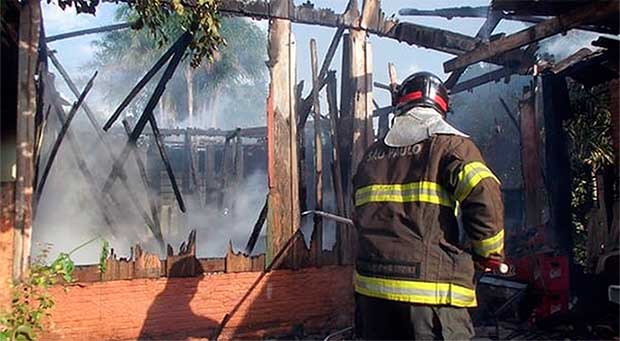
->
[301,210,510,274]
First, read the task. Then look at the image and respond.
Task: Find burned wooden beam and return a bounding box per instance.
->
[103,34,186,131]
[36,71,97,200]
[400,5,617,35]
[450,67,517,94]
[338,32,353,213]
[102,32,192,213]
[265,2,300,267]
[373,81,391,91]
[46,21,135,43]
[298,26,344,131]
[498,97,521,136]
[326,71,346,264]
[295,81,308,213]
[444,9,501,89]
[122,119,164,251]
[399,6,488,18]
[444,1,619,72]
[47,50,163,242]
[243,195,268,256]
[310,39,323,263]
[14,0,41,279]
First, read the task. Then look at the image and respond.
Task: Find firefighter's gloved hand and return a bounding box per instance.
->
[473,253,505,273]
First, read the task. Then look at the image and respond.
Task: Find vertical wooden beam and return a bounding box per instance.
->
[349,19,374,178]
[183,129,192,193]
[204,144,216,206]
[519,85,547,234]
[221,137,231,209]
[377,63,397,138]
[541,75,572,256]
[310,39,323,264]
[326,71,346,264]
[14,0,41,279]
[234,134,244,185]
[266,2,299,267]
[295,81,307,213]
[338,33,353,211]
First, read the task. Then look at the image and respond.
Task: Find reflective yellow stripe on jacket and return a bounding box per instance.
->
[454,162,504,257]
[355,181,454,208]
[472,229,504,258]
[354,272,477,307]
[454,161,500,202]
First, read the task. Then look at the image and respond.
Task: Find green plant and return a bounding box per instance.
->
[49,0,225,68]
[0,238,110,341]
[565,81,613,267]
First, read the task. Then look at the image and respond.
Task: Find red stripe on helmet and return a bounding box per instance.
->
[397,91,423,105]
[433,94,448,112]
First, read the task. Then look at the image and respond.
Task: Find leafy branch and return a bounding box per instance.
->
[48,0,225,67]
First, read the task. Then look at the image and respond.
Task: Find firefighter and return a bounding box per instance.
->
[353,72,505,340]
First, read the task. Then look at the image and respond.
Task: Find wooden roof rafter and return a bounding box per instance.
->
[443,1,619,73]
[398,5,617,35]
[90,0,525,68]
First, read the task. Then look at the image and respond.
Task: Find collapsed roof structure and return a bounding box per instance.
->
[1,0,618,339]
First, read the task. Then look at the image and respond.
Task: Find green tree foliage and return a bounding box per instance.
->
[90,5,267,128]
[48,0,224,67]
[565,81,613,266]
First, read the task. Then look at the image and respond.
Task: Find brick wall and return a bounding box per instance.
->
[0,182,15,309]
[44,265,353,340]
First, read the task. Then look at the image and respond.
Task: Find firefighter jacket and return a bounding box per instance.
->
[352,134,504,308]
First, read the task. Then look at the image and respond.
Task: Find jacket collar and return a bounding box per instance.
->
[384,107,468,147]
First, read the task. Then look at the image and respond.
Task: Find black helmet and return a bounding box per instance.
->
[393,72,449,116]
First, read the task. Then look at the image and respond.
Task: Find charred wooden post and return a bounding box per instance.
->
[221,134,232,210]
[350,0,375,194]
[266,0,300,267]
[326,71,346,264]
[204,144,217,206]
[339,32,354,211]
[337,32,355,264]
[295,81,308,213]
[234,132,244,185]
[541,75,573,256]
[376,63,398,138]
[183,129,192,194]
[297,27,345,130]
[14,0,41,278]
[310,39,323,265]
[519,85,547,234]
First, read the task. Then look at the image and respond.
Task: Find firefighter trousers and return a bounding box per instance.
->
[355,294,474,340]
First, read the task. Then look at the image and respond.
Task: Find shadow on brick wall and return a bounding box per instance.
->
[139,260,218,339]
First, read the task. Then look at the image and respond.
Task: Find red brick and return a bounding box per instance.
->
[44,266,353,340]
